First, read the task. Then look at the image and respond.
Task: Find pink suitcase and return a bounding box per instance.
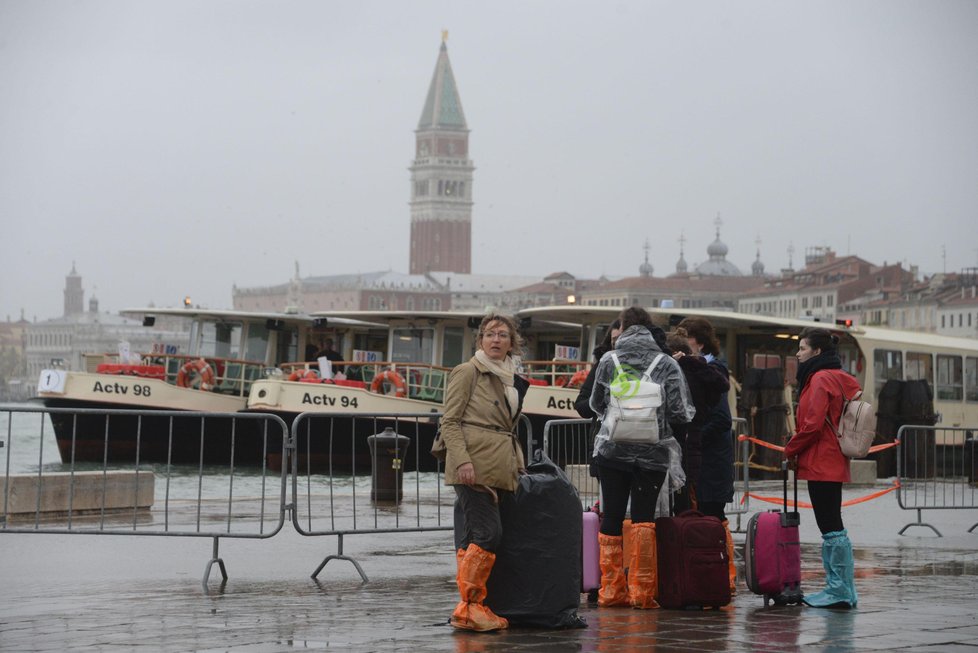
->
[744,467,803,606]
[582,510,600,599]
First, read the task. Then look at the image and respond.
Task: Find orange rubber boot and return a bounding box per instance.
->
[722,520,736,594]
[628,522,660,609]
[456,548,466,586]
[598,533,629,607]
[450,544,509,632]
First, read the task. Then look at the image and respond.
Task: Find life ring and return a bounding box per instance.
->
[568,369,588,388]
[288,369,320,383]
[370,370,407,398]
[176,358,214,391]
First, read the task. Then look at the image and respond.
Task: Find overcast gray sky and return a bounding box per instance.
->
[2,1,977,322]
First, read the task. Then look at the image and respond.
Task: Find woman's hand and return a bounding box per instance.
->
[785,457,798,471]
[456,462,476,485]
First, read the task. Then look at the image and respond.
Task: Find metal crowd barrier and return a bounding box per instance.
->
[288,411,533,582]
[895,424,978,536]
[0,403,547,585]
[0,405,289,586]
[540,417,751,526]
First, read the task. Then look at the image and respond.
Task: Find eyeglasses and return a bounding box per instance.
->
[483,331,511,340]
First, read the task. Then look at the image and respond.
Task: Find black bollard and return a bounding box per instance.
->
[366,427,411,503]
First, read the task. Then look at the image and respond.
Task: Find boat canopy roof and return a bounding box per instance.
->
[516,305,978,354]
[121,307,384,329]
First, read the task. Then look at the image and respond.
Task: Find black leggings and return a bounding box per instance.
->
[598,465,666,536]
[807,480,844,534]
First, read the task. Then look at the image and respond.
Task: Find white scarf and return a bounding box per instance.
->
[475,350,519,418]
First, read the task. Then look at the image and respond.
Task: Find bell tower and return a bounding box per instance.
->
[409,34,473,274]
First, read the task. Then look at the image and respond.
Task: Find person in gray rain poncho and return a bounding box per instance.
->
[589,306,694,609]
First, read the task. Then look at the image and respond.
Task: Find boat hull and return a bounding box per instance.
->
[39,397,278,467]
[261,411,441,474]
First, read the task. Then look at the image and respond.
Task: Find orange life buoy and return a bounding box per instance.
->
[370,370,407,398]
[288,369,320,383]
[176,358,215,391]
[568,369,588,388]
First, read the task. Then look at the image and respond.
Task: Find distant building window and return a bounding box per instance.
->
[827,294,834,307]
[801,297,808,309]
[942,315,946,328]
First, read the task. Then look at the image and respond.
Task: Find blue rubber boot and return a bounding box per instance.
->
[803,530,857,609]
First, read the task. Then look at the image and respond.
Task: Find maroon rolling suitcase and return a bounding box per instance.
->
[744,463,803,606]
[655,510,731,609]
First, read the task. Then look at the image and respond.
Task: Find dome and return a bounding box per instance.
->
[752,256,765,276]
[707,236,728,258]
[639,238,654,277]
[675,254,687,274]
[695,258,743,276]
[695,215,742,276]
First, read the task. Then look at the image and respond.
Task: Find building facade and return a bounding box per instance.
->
[24,267,188,381]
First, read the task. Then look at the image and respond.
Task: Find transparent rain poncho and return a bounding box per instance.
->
[589,325,695,483]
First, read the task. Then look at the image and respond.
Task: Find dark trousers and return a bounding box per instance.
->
[598,465,666,536]
[698,500,726,522]
[454,485,508,552]
[807,480,844,534]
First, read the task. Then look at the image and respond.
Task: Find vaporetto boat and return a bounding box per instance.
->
[244,310,589,472]
[34,307,364,466]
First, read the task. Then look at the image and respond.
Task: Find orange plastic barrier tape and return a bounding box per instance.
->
[737,434,900,455]
[743,480,900,509]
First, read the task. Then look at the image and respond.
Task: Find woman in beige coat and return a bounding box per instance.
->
[442,314,529,632]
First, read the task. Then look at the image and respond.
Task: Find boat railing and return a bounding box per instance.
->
[520,360,590,388]
[277,361,452,404]
[81,352,264,398]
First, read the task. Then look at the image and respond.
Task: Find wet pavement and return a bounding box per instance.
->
[2,488,978,652]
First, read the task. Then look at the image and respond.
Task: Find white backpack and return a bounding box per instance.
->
[603,352,664,444]
[824,374,877,458]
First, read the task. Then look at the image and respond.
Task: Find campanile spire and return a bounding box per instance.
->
[409,37,473,274]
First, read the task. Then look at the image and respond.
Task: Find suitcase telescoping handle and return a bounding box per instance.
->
[781,459,801,528]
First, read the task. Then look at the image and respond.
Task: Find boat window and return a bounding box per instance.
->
[442,326,464,368]
[197,322,233,358]
[965,357,978,403]
[392,328,433,363]
[275,327,299,365]
[873,349,903,396]
[905,352,933,391]
[244,323,270,362]
[936,355,963,401]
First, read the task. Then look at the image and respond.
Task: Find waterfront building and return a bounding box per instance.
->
[578,226,763,309]
[0,312,30,401]
[737,247,912,323]
[862,269,978,338]
[232,265,452,312]
[23,266,188,381]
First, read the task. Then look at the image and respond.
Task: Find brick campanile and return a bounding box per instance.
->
[409,36,473,275]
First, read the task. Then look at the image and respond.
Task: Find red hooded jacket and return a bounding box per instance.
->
[784,368,862,483]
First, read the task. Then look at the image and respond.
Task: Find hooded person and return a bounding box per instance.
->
[784,326,861,609]
[589,307,694,609]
